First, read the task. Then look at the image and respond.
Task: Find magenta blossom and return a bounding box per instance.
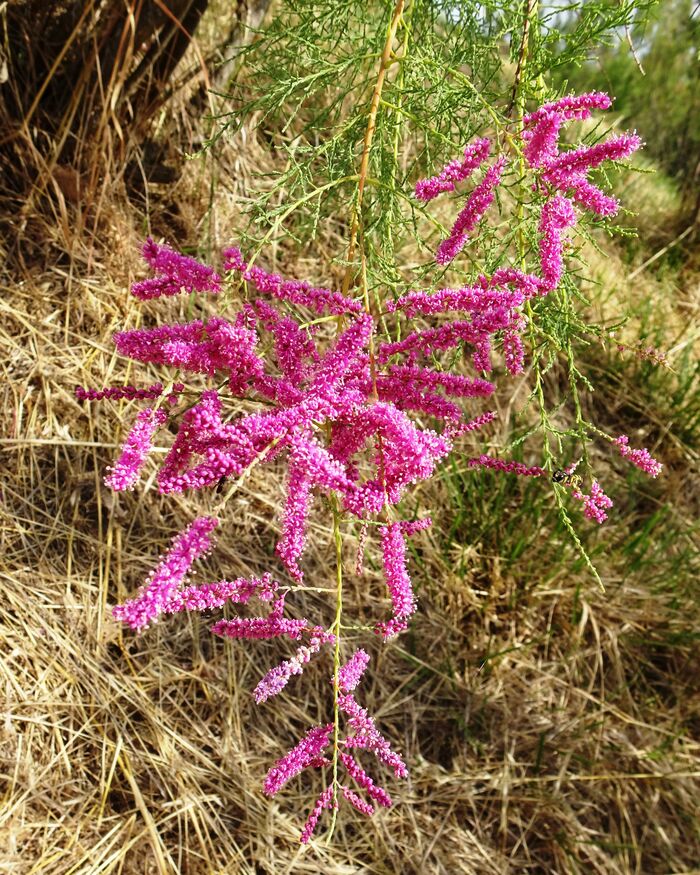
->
[572,480,614,524]
[96,90,649,842]
[300,787,337,843]
[468,455,546,478]
[223,246,362,315]
[112,516,219,631]
[131,238,221,300]
[105,407,167,492]
[75,382,169,402]
[263,723,334,797]
[339,751,393,808]
[254,631,333,704]
[415,137,490,202]
[523,91,612,167]
[436,156,506,264]
[538,195,577,291]
[614,435,662,477]
[337,649,371,693]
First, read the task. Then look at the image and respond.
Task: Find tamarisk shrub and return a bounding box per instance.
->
[79,92,662,842]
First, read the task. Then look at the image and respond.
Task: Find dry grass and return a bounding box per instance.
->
[2,28,700,875]
[2,191,699,875]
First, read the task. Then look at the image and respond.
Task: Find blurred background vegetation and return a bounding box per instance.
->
[558,0,700,225]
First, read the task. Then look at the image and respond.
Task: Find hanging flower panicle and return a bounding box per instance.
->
[83,92,656,842]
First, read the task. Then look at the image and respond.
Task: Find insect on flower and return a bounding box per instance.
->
[552,457,583,489]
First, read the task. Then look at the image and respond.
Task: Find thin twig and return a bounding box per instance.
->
[341,0,406,296]
[507,0,537,118]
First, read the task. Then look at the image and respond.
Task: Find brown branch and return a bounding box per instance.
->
[507,0,536,118]
[341,0,405,297]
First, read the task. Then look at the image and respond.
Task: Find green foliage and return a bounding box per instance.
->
[555,0,699,189]
[207,0,663,587]
[213,0,648,264]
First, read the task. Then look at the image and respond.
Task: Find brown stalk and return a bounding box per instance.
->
[341,0,405,297]
[508,0,536,118]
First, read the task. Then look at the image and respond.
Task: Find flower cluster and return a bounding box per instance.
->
[376,519,432,638]
[415,137,491,202]
[262,650,405,842]
[614,435,663,477]
[112,516,219,631]
[131,238,222,300]
[572,480,614,524]
[75,382,169,401]
[436,156,507,265]
[104,407,167,492]
[467,455,546,478]
[522,91,641,216]
[83,92,661,841]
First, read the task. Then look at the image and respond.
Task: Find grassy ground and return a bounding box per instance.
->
[2,30,700,875]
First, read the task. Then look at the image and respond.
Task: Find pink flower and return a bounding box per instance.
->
[415,137,490,202]
[468,455,546,478]
[104,407,167,491]
[276,455,313,582]
[253,299,318,384]
[300,786,337,843]
[210,596,308,641]
[383,365,494,400]
[472,337,492,372]
[114,321,206,366]
[263,723,334,796]
[337,403,451,516]
[163,573,278,615]
[444,410,497,441]
[541,134,642,218]
[523,91,612,129]
[112,516,218,631]
[436,157,507,264]
[523,113,564,168]
[379,321,497,363]
[338,751,392,808]
[560,176,620,217]
[254,632,332,704]
[538,195,577,291]
[223,247,362,315]
[522,93,641,218]
[544,134,642,178]
[339,693,408,778]
[276,428,359,580]
[572,480,613,524]
[94,95,651,839]
[389,268,538,318]
[503,327,525,375]
[114,317,265,386]
[399,518,432,537]
[375,375,464,423]
[522,92,613,168]
[614,435,662,477]
[337,649,371,693]
[75,382,165,402]
[131,238,221,300]
[342,786,374,817]
[374,520,432,639]
[156,390,259,494]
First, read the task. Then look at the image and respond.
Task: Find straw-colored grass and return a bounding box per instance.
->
[2,21,700,874]
[2,173,699,874]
